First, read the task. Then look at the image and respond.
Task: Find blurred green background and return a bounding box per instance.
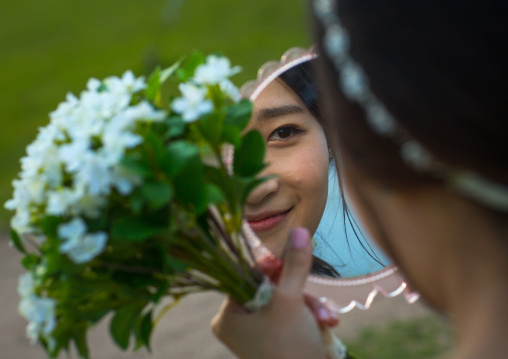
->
[0,0,311,229]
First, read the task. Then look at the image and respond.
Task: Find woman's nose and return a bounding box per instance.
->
[246,176,279,205]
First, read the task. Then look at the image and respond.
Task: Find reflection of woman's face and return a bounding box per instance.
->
[245,78,329,256]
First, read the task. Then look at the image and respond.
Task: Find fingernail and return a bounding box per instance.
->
[290,227,309,249]
[317,307,330,321]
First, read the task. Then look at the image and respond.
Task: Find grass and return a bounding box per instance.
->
[345,315,454,359]
[0,0,311,228]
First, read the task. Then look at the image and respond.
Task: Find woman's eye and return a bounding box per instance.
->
[268,126,301,141]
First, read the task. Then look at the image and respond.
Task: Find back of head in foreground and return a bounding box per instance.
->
[312,0,508,357]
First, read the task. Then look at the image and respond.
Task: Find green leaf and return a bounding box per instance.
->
[43,330,72,359]
[203,166,224,186]
[44,246,65,274]
[234,130,266,177]
[165,141,200,177]
[72,324,90,359]
[10,229,26,254]
[196,112,215,141]
[84,308,111,324]
[167,255,190,273]
[86,214,108,232]
[141,182,173,211]
[204,183,223,204]
[147,60,182,106]
[203,166,242,211]
[120,155,152,179]
[152,280,170,303]
[164,117,186,139]
[110,304,144,350]
[239,176,269,204]
[221,126,241,147]
[111,271,158,289]
[134,310,153,351]
[173,156,208,214]
[111,216,166,242]
[40,216,64,238]
[224,99,253,131]
[21,254,39,270]
[129,188,144,214]
[145,132,167,169]
[197,112,223,147]
[145,67,161,103]
[159,59,182,84]
[176,51,205,81]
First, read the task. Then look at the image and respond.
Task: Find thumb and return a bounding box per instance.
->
[278,227,313,296]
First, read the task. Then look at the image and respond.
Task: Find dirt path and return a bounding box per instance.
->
[0,234,439,359]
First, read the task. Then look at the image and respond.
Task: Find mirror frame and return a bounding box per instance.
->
[240,47,420,313]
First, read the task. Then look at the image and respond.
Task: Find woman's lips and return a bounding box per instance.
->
[246,209,292,233]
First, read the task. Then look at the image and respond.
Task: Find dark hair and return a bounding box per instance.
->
[278,60,335,147]
[312,1,508,266]
[313,0,508,199]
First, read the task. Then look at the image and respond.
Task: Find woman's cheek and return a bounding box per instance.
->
[291,145,329,222]
[297,143,329,190]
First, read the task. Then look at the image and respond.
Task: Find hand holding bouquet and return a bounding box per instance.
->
[5,53,270,358]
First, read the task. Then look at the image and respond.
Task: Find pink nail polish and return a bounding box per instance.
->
[318,307,330,321]
[290,227,309,249]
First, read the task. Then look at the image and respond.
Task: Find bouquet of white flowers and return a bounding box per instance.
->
[5,52,269,358]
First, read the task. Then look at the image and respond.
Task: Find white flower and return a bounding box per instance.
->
[6,179,32,210]
[171,83,213,122]
[9,209,32,235]
[58,217,87,241]
[49,93,79,122]
[39,147,63,189]
[75,153,111,197]
[23,141,62,188]
[110,166,142,195]
[101,129,142,165]
[17,273,57,344]
[6,71,156,239]
[194,55,241,85]
[28,124,64,158]
[71,192,106,218]
[4,198,16,211]
[78,90,130,124]
[220,79,241,102]
[26,180,46,205]
[121,101,166,123]
[105,70,146,95]
[6,175,44,234]
[17,273,35,297]
[46,188,78,216]
[86,78,102,92]
[19,295,57,344]
[59,138,91,173]
[58,218,107,263]
[61,232,108,264]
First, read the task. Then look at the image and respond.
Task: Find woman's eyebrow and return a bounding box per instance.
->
[256,105,304,120]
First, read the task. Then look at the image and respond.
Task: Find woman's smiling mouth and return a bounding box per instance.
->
[246,208,292,232]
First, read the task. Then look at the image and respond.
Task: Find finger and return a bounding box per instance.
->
[257,251,283,283]
[278,227,313,296]
[304,294,339,328]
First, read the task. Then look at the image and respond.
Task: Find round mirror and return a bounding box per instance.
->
[240,47,419,312]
